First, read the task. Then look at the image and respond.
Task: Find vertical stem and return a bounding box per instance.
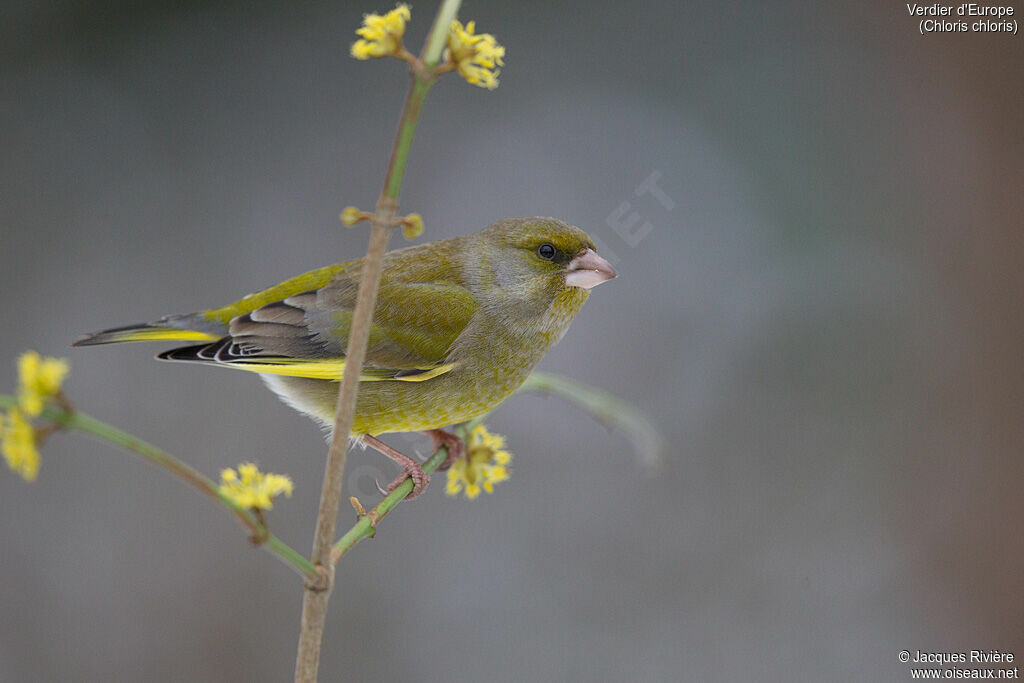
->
[294,2,462,681]
[383,79,433,199]
[421,0,461,67]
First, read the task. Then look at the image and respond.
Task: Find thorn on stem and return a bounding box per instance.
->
[349,495,379,532]
[349,496,366,517]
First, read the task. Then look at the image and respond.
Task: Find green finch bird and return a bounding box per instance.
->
[74,217,617,495]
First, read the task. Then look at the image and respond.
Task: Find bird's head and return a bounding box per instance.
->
[473,218,617,309]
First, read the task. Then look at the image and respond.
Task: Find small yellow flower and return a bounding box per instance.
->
[446,20,505,90]
[17,350,69,417]
[340,206,365,226]
[219,462,294,510]
[401,212,425,240]
[2,409,41,482]
[445,424,512,500]
[351,4,411,60]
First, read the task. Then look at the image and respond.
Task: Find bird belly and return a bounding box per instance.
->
[259,368,525,437]
[258,296,585,436]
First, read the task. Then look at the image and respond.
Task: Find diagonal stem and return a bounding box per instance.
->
[0,394,316,581]
[329,420,481,564]
[331,445,449,564]
[329,417,485,565]
[516,371,666,473]
[294,1,462,681]
[325,371,671,565]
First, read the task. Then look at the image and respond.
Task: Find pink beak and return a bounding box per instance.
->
[565,248,618,289]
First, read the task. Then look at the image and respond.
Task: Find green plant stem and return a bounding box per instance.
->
[295,2,462,681]
[330,444,448,564]
[421,0,461,66]
[516,372,666,472]
[328,418,480,564]
[0,394,317,581]
[324,372,670,564]
[383,77,432,200]
[381,0,459,199]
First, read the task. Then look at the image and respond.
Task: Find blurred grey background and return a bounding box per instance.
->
[2,1,1022,681]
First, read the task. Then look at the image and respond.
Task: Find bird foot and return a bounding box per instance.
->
[385,464,428,499]
[424,428,467,471]
[362,435,429,500]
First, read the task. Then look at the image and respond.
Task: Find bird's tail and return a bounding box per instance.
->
[72,314,224,347]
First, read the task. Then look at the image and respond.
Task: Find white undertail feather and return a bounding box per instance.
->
[260,375,334,436]
[259,375,374,444]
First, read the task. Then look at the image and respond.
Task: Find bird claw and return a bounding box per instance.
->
[372,467,428,499]
[385,461,429,500]
[361,434,430,500]
[424,429,467,471]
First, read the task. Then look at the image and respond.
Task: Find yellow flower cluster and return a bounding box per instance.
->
[445,424,512,500]
[446,20,505,90]
[351,4,411,60]
[1,409,40,482]
[219,462,294,510]
[2,351,69,481]
[17,350,69,417]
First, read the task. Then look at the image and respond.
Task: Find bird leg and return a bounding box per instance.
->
[361,434,429,499]
[423,428,467,471]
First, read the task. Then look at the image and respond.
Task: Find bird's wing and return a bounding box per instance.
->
[72,263,350,347]
[158,275,478,383]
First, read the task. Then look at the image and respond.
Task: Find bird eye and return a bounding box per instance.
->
[537,243,556,260]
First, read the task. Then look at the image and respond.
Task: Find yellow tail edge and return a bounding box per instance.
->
[73,326,220,347]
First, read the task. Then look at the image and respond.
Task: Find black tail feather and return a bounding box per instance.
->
[156,340,227,363]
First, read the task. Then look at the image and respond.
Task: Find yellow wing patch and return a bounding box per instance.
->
[220,357,456,382]
[388,364,456,382]
[224,358,348,380]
